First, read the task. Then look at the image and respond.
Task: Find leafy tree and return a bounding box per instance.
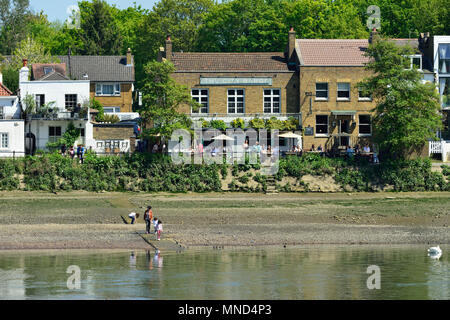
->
[284,0,368,40]
[110,4,148,55]
[359,35,442,159]
[22,93,36,117]
[353,0,449,38]
[135,0,214,85]
[78,0,123,55]
[139,61,198,139]
[46,122,81,150]
[197,0,287,52]
[9,36,58,70]
[90,98,104,122]
[0,0,32,54]
[0,36,58,93]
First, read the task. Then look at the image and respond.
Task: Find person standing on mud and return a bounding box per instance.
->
[144,206,153,234]
[156,220,163,241]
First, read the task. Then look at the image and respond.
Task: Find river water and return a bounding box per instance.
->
[0,245,448,300]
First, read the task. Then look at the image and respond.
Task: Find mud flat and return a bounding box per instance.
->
[0,191,449,250]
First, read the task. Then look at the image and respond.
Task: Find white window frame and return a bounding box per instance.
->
[48,126,62,144]
[227,89,245,114]
[337,82,351,101]
[409,54,422,70]
[103,107,121,114]
[191,88,209,114]
[0,132,8,148]
[95,83,121,97]
[315,83,328,101]
[358,115,372,136]
[263,89,281,114]
[315,115,329,137]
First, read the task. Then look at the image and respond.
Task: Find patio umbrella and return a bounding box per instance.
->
[212,134,234,141]
[279,132,302,151]
[279,132,302,139]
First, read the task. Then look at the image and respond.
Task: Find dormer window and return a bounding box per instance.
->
[43,67,54,75]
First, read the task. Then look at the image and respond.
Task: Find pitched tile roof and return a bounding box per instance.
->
[38,71,70,81]
[58,55,135,82]
[171,52,292,72]
[296,39,370,66]
[0,83,13,96]
[32,63,67,80]
[296,38,423,67]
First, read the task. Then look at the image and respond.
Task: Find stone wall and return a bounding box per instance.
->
[93,124,134,140]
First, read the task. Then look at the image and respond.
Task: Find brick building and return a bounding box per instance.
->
[158,35,300,128]
[161,29,433,153]
[58,50,136,118]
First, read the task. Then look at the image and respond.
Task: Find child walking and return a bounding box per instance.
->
[156,220,163,241]
[153,217,159,235]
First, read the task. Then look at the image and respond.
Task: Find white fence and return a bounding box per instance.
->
[429,140,450,162]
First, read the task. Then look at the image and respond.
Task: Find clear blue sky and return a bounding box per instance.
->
[30,0,159,22]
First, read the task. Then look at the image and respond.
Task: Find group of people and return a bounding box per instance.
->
[128,206,163,241]
[60,144,87,164]
[346,144,379,163]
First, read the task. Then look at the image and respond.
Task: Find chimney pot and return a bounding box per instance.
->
[22,59,28,67]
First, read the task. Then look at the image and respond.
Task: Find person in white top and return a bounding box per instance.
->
[157,220,163,241]
[363,145,371,153]
[128,212,139,224]
[153,217,159,234]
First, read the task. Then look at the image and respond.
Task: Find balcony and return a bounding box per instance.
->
[29,112,88,121]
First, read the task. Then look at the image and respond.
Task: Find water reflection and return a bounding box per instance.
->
[0,246,448,300]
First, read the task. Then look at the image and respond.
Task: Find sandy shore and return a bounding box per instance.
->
[0,191,449,250]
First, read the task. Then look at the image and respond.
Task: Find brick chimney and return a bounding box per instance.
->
[288,27,296,61]
[126,48,132,66]
[165,36,172,61]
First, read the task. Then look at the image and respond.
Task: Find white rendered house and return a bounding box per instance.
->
[18,59,95,152]
[0,72,25,158]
